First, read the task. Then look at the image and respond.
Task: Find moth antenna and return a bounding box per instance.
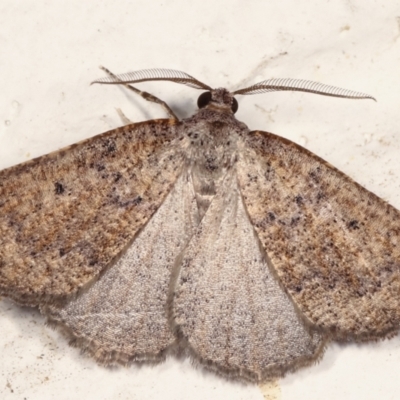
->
[233,78,376,101]
[92,67,212,91]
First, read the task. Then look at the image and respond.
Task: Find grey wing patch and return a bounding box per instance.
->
[237,130,400,340]
[173,170,325,382]
[44,171,199,364]
[0,120,185,306]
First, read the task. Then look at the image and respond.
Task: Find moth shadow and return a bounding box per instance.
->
[0,297,44,326]
[282,334,400,386]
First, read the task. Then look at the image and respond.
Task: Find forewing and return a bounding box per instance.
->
[44,171,199,363]
[0,120,185,305]
[237,130,400,340]
[173,171,324,382]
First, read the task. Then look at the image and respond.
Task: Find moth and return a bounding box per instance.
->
[1,67,399,384]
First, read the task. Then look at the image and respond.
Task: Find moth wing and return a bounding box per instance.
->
[237,130,400,340]
[44,170,199,362]
[0,120,185,306]
[173,170,325,382]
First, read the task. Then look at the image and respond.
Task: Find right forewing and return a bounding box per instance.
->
[237,130,400,340]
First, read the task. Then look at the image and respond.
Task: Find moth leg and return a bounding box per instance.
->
[100,66,179,120]
[115,107,133,125]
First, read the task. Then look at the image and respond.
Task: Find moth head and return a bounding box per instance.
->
[197,89,239,114]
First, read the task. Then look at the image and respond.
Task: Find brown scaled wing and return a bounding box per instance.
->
[0,119,185,306]
[237,130,400,340]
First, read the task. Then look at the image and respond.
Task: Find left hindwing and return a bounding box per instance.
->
[237,130,400,340]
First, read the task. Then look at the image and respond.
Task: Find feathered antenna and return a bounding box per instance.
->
[92,67,212,91]
[93,68,375,102]
[233,78,375,101]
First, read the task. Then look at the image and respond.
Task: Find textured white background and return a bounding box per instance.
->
[1,1,400,399]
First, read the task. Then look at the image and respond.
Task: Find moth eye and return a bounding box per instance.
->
[197,92,212,109]
[231,98,239,114]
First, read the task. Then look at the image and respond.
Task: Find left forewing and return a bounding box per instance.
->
[0,120,185,306]
[237,130,400,340]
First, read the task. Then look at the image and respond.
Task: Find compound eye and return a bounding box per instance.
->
[231,98,238,114]
[197,92,212,109]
